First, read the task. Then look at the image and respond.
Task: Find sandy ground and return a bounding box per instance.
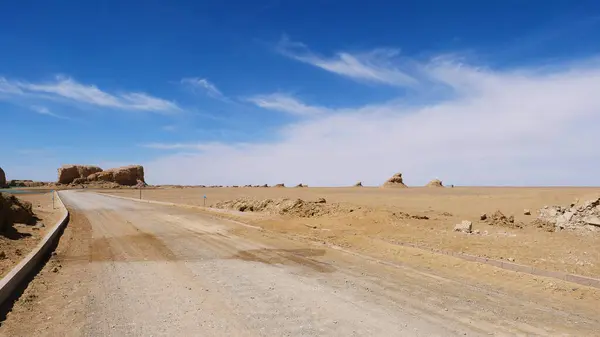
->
[0,192,63,277]
[102,187,600,278]
[2,191,599,336]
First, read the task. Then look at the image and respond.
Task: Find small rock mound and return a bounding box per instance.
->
[486,210,522,228]
[382,173,407,188]
[295,184,307,188]
[0,193,35,232]
[537,197,600,232]
[426,179,444,187]
[354,182,363,187]
[274,183,285,188]
[0,167,5,187]
[213,197,346,218]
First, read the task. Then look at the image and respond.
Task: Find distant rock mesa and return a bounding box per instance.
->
[57,165,103,184]
[87,165,145,186]
[57,164,145,186]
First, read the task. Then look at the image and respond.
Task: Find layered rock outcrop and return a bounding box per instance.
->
[57,165,103,184]
[86,165,144,186]
[57,164,144,186]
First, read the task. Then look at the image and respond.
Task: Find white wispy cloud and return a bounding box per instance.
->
[118,92,181,112]
[246,93,329,116]
[181,77,227,100]
[0,75,181,113]
[30,105,70,120]
[0,78,23,94]
[143,59,600,186]
[276,36,418,87]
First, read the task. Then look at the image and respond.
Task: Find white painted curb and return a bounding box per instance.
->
[0,191,69,306]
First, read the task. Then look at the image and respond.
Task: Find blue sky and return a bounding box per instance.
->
[2,1,600,186]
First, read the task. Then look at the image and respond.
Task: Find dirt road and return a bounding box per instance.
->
[1,191,599,336]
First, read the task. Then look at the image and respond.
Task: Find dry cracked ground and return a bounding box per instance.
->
[0,189,599,336]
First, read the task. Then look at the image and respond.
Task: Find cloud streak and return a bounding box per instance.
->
[0,75,181,113]
[144,59,600,186]
[181,77,228,101]
[246,93,329,116]
[276,36,418,87]
[30,105,70,120]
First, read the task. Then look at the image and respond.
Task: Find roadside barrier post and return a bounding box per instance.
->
[135,180,144,200]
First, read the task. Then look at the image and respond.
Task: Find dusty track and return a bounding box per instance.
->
[1,191,599,336]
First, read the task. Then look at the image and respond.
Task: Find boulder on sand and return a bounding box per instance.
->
[454,220,472,233]
[87,165,145,186]
[274,183,285,188]
[57,165,103,184]
[426,179,444,187]
[382,173,407,188]
[0,167,5,187]
[354,182,363,187]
